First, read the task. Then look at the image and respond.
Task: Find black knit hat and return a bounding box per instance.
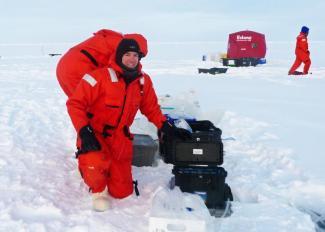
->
[115,39,140,68]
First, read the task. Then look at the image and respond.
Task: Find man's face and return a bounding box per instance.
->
[122,51,139,69]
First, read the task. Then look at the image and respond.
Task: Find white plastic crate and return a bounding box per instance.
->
[148,187,209,232]
[149,216,205,232]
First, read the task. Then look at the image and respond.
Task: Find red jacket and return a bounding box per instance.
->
[295,32,310,62]
[66,60,165,141]
[56,29,148,97]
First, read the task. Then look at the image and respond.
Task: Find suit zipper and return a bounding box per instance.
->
[116,84,128,127]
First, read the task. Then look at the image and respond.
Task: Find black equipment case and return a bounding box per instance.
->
[132,134,158,167]
[160,120,223,166]
[222,57,259,67]
[171,166,233,209]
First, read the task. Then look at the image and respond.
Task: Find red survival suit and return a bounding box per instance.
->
[289,32,311,74]
[56,29,148,97]
[67,57,166,198]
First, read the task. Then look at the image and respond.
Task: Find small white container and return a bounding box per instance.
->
[148,188,208,232]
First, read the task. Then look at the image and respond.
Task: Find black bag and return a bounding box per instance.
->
[171,166,233,209]
[160,120,223,166]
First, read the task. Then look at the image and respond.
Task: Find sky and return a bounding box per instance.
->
[1,0,325,43]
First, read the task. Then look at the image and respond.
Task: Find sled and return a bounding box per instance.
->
[198,67,228,75]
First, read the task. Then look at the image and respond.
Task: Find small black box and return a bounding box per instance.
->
[222,58,238,67]
[132,134,158,167]
[160,120,223,166]
[240,58,259,66]
[172,166,233,209]
[222,57,259,67]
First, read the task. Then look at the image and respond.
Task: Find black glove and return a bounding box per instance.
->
[79,125,101,153]
[160,121,192,140]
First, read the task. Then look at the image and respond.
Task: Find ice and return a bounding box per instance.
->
[1,39,325,231]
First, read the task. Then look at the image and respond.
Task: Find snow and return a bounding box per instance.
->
[1,40,325,232]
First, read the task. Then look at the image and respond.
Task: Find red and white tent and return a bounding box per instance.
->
[227,30,266,59]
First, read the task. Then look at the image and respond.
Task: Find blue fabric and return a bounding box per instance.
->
[164,114,196,124]
[301,26,309,34]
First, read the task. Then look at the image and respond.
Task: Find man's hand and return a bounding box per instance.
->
[79,125,101,153]
[160,121,192,140]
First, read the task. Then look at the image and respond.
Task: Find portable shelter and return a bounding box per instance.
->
[227,30,266,59]
[223,30,266,67]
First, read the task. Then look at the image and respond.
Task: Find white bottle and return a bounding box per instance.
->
[174,118,193,133]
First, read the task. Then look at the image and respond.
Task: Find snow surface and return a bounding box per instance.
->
[1,41,325,231]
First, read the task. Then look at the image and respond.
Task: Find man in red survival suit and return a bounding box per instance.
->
[66,38,192,211]
[56,29,148,97]
[288,26,311,75]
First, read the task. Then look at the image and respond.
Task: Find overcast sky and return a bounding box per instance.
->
[1,0,324,43]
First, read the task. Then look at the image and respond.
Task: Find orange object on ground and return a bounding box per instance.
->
[67,52,165,197]
[56,29,147,97]
[289,32,311,74]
